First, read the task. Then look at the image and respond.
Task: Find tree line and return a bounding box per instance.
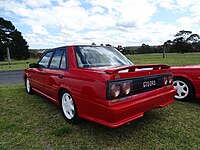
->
[125,30,200,54]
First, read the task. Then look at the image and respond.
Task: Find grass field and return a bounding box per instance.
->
[0,59,38,71]
[0,84,200,149]
[127,53,200,66]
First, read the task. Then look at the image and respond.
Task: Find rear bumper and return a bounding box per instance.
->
[75,86,176,128]
[106,88,175,128]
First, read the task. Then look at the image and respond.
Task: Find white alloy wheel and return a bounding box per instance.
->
[62,93,75,120]
[173,80,189,99]
[26,77,31,93]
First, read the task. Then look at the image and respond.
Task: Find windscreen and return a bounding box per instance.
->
[75,46,133,68]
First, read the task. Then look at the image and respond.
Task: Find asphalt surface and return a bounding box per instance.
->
[0,70,24,84]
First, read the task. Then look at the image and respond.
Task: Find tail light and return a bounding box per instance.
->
[107,80,132,100]
[168,75,173,84]
[164,76,168,85]
[122,82,131,95]
[107,73,173,101]
[110,84,121,97]
[163,75,173,85]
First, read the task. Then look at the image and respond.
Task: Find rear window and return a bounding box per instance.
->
[75,46,133,68]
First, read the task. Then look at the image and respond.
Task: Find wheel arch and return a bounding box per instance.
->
[57,87,72,104]
[24,73,27,81]
[59,87,81,124]
[173,73,193,83]
[24,73,29,85]
[24,73,30,82]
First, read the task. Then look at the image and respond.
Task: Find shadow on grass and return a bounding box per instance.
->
[189,98,200,105]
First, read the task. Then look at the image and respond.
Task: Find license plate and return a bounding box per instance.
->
[143,80,156,88]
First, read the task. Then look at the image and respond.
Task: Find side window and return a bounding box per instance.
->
[49,49,63,69]
[60,51,66,69]
[38,51,53,68]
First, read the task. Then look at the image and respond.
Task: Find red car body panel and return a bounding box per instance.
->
[171,65,200,99]
[24,45,176,128]
[73,87,175,127]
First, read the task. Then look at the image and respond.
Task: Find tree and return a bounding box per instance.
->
[139,43,150,54]
[0,17,29,61]
[174,30,192,41]
[163,40,172,58]
[173,30,191,53]
[187,34,200,52]
[187,34,200,43]
[163,30,200,53]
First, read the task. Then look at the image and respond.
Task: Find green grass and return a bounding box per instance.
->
[0,84,200,149]
[127,53,200,66]
[0,59,38,71]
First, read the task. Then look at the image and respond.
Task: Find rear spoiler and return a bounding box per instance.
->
[104,64,170,74]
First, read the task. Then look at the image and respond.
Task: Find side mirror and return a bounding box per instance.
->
[29,63,38,68]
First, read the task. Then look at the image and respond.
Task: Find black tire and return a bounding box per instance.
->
[173,77,195,102]
[60,91,80,124]
[25,77,33,94]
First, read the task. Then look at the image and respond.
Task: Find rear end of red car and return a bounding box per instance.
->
[105,65,175,127]
[68,46,176,128]
[75,64,176,128]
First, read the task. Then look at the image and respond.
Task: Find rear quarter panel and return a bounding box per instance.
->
[67,68,111,106]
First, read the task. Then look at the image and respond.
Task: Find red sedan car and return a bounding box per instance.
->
[24,45,176,128]
[172,65,200,101]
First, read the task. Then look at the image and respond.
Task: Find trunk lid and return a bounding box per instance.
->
[103,64,171,80]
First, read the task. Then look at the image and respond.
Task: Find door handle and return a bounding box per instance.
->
[58,74,63,78]
[39,72,44,75]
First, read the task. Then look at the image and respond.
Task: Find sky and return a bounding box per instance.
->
[1,0,200,49]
